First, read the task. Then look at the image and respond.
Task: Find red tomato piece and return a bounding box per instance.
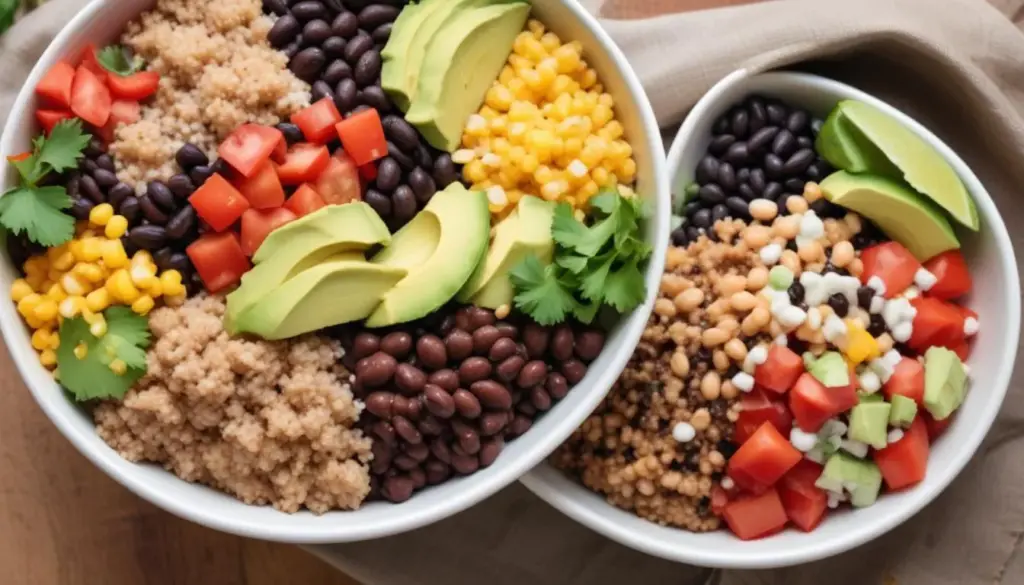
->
[359,162,378,182]
[275,143,330,185]
[723,488,789,541]
[272,137,287,164]
[70,65,112,127]
[734,389,793,444]
[710,486,730,517]
[78,44,108,84]
[788,373,859,433]
[860,242,921,298]
[923,411,954,441]
[314,151,362,205]
[874,416,929,491]
[106,71,160,101]
[284,183,328,217]
[236,162,285,209]
[94,99,142,142]
[335,108,388,166]
[186,232,251,293]
[291,98,343,144]
[728,422,802,494]
[188,173,251,232]
[908,297,966,352]
[218,124,285,178]
[754,345,805,394]
[922,250,972,300]
[882,357,925,405]
[777,460,828,532]
[240,207,297,256]
[950,340,971,361]
[36,61,75,108]
[36,109,73,135]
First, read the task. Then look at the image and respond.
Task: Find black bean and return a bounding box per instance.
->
[723,142,749,166]
[374,158,401,193]
[737,183,758,202]
[322,36,346,58]
[698,184,725,205]
[322,60,353,87]
[152,248,175,271]
[692,208,712,229]
[167,252,190,274]
[139,195,169,224]
[163,175,192,200]
[407,167,436,203]
[414,143,433,169]
[128,225,168,250]
[670,227,688,246]
[747,126,778,154]
[764,153,784,179]
[685,226,702,242]
[310,80,335,103]
[371,22,393,43]
[358,85,390,112]
[746,97,767,133]
[387,142,416,170]
[730,109,749,138]
[331,11,359,38]
[749,168,766,193]
[364,189,392,217]
[391,185,417,223]
[334,78,358,112]
[95,154,115,173]
[771,129,797,159]
[712,115,730,135]
[763,181,783,201]
[118,196,140,222]
[290,47,326,82]
[274,123,303,147]
[707,135,734,156]
[291,1,326,21]
[382,115,419,153]
[147,181,176,211]
[827,293,850,318]
[82,159,99,175]
[264,0,289,15]
[725,196,751,218]
[787,110,810,134]
[83,138,105,158]
[107,183,133,209]
[432,154,456,187]
[784,178,805,193]
[303,19,332,46]
[805,162,825,182]
[717,163,737,192]
[696,155,719,184]
[343,32,373,63]
[796,136,814,149]
[683,201,701,217]
[268,13,300,48]
[165,206,196,240]
[188,165,213,186]
[766,101,788,125]
[711,204,729,223]
[561,360,587,385]
[782,149,815,176]
[788,280,805,304]
[79,175,103,204]
[354,50,382,86]
[358,4,399,28]
[857,286,875,309]
[283,40,302,60]
[868,314,887,337]
[70,198,94,220]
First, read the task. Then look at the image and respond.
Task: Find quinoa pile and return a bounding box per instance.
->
[93,294,372,513]
[110,0,311,187]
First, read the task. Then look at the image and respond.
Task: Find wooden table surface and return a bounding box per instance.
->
[2,2,1023,585]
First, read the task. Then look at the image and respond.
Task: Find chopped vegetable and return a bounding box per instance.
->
[236,162,285,209]
[218,124,284,178]
[36,62,76,109]
[240,207,296,257]
[335,108,388,166]
[291,98,342,144]
[882,357,925,405]
[106,71,160,101]
[788,372,859,433]
[922,250,972,300]
[188,173,250,231]
[734,389,793,445]
[753,345,805,394]
[186,232,251,293]
[56,307,151,401]
[777,460,828,532]
[275,143,330,185]
[859,242,921,298]
[908,296,967,352]
[313,151,362,205]
[36,109,73,135]
[873,416,930,490]
[96,45,145,77]
[722,488,789,541]
[727,421,802,494]
[70,65,112,127]
[78,44,109,84]
[284,184,327,217]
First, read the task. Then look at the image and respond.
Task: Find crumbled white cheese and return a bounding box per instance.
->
[914,268,937,291]
[841,439,869,459]
[799,210,825,240]
[720,476,735,490]
[759,243,783,265]
[827,491,846,509]
[807,307,823,330]
[790,427,819,452]
[869,295,885,314]
[800,271,827,306]
[748,345,768,365]
[883,349,903,368]
[777,305,808,328]
[867,276,887,296]
[887,429,905,444]
[891,321,913,343]
[774,334,789,347]
[672,422,696,443]
[858,369,882,394]
[732,372,755,393]
[964,317,979,336]
[823,314,848,342]
[901,285,921,300]
[882,298,915,329]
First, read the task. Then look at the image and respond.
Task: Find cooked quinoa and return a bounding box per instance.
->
[94,294,372,513]
[109,0,310,187]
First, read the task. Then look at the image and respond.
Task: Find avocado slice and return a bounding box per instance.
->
[367,183,491,327]
[820,171,959,261]
[807,351,849,388]
[405,1,531,152]
[848,401,892,449]
[230,254,407,340]
[816,108,900,176]
[858,391,885,404]
[225,203,392,328]
[923,346,968,420]
[458,195,555,308]
[833,100,979,230]
[816,452,883,508]
[889,394,918,428]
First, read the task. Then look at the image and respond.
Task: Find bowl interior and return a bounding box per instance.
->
[521,70,1020,568]
[0,0,669,543]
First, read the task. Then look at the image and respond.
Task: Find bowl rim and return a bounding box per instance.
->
[520,68,1022,568]
[0,0,670,542]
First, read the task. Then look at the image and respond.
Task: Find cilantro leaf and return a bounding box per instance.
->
[509,254,578,326]
[555,253,589,274]
[57,308,151,402]
[589,188,622,216]
[603,258,647,312]
[9,154,41,184]
[573,298,601,324]
[97,45,144,77]
[579,254,613,301]
[38,119,91,173]
[550,203,590,251]
[0,187,75,247]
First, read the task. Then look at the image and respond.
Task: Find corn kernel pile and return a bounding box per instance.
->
[457,20,638,216]
[11,203,187,369]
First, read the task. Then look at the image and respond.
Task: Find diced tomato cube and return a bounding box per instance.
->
[335,108,388,166]
[236,162,285,209]
[727,422,802,494]
[275,143,330,185]
[777,460,828,532]
[240,207,297,257]
[78,44,108,84]
[874,416,929,491]
[188,173,250,231]
[218,124,285,178]
[754,345,805,394]
[882,357,925,405]
[950,340,971,361]
[284,184,327,218]
[95,99,142,142]
[36,61,75,108]
[908,297,967,352]
[922,250,972,300]
[186,232,251,293]
[923,411,954,441]
[314,151,362,205]
[788,372,859,433]
[70,65,112,127]
[734,389,793,444]
[291,98,343,144]
[36,110,73,135]
[722,488,789,541]
[359,162,378,182]
[107,71,160,101]
[860,242,921,298]
[710,486,730,517]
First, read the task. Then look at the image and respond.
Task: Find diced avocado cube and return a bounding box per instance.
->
[923,346,968,420]
[849,402,891,449]
[808,351,850,388]
[889,394,918,428]
[858,391,885,404]
[816,452,883,508]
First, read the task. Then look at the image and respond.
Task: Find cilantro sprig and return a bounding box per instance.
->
[1,119,89,246]
[57,307,151,402]
[97,45,145,77]
[509,188,652,325]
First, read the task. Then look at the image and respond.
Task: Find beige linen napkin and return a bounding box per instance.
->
[5,1,1024,584]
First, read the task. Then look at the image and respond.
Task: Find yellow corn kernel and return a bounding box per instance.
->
[109,358,127,376]
[522,36,547,62]
[17,291,42,316]
[104,215,129,239]
[579,68,598,90]
[60,273,88,296]
[540,31,561,51]
[45,283,67,303]
[23,256,48,277]
[73,342,88,360]
[519,153,539,174]
[527,19,545,38]
[39,349,57,368]
[79,237,104,262]
[486,85,514,112]
[591,166,612,186]
[489,116,509,137]
[498,66,516,86]
[106,269,140,303]
[562,137,583,159]
[534,165,555,185]
[24,273,45,292]
[10,278,33,302]
[73,262,105,283]
[591,104,613,129]
[145,279,164,298]
[159,270,183,291]
[843,319,881,365]
[579,180,600,200]
[130,264,159,290]
[85,288,111,312]
[50,250,75,272]
[131,250,153,268]
[164,292,187,307]
[59,296,86,319]
[89,203,114,226]
[617,158,638,182]
[552,44,582,74]
[33,299,58,323]
[89,318,107,338]
[507,100,535,122]
[131,295,155,315]
[540,180,569,201]
[463,160,488,184]
[101,239,129,269]
[31,328,52,351]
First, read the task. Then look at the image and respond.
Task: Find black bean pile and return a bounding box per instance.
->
[672,95,839,246]
[263,0,459,229]
[339,306,605,503]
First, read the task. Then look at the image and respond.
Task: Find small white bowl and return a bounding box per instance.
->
[521,70,1021,568]
[0,0,669,543]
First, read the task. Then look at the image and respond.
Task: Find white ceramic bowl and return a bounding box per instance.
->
[521,70,1021,568]
[0,0,669,543]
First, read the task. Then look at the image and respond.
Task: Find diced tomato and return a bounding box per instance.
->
[36,61,75,108]
[275,143,330,185]
[78,44,108,84]
[95,99,142,142]
[186,232,251,293]
[710,486,730,517]
[788,372,859,433]
[778,460,828,532]
[335,108,388,166]
[922,250,972,300]
[240,207,297,256]
[291,98,343,144]
[754,345,805,394]
[188,173,251,231]
[734,389,793,444]
[923,411,954,441]
[882,357,925,405]
[36,109,73,135]
[284,183,327,217]
[314,151,362,205]
[106,71,160,101]
[236,162,285,209]
[728,422,802,494]
[950,340,971,361]
[70,65,112,127]
[722,488,788,541]
[6,152,31,163]
[860,242,921,298]
[908,297,966,353]
[218,124,285,178]
[359,162,378,182]
[272,138,288,164]
[874,416,929,491]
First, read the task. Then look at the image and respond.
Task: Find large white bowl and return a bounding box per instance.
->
[521,70,1021,568]
[0,0,669,543]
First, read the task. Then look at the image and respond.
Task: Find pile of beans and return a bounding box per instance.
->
[339,305,605,503]
[263,0,457,228]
